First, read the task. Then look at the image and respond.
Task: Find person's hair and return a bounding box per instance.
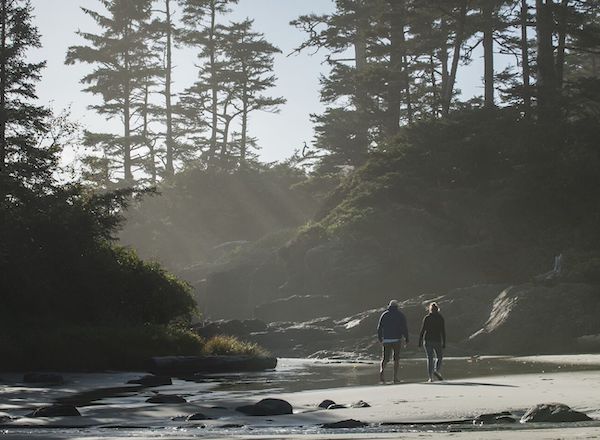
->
[429,302,439,313]
[388,299,399,309]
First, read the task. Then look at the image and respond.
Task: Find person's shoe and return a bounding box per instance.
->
[427,378,433,383]
[379,372,385,383]
[434,371,444,381]
[393,378,400,384]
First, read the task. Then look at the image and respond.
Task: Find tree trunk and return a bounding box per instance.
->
[0,0,7,173]
[123,25,133,182]
[403,54,413,124]
[442,1,468,116]
[521,0,532,113]
[208,0,218,167]
[439,17,449,116]
[483,0,495,108]
[536,0,560,122]
[555,0,569,89]
[164,0,174,177]
[386,0,405,136]
[430,54,439,118]
[142,83,156,184]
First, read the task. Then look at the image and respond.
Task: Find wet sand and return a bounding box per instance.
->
[1,355,600,439]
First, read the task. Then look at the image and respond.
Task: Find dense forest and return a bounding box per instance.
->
[1,0,600,367]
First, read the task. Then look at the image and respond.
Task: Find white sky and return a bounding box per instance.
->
[30,0,498,164]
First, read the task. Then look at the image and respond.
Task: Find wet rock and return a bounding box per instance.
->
[318,399,336,409]
[520,403,593,423]
[236,398,293,416]
[187,413,213,421]
[218,423,245,428]
[322,419,369,429]
[23,373,64,385]
[146,394,187,404]
[127,375,172,387]
[351,400,371,408]
[29,405,80,417]
[327,404,347,409]
[473,411,516,424]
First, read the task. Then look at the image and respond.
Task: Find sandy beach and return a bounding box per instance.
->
[2,355,600,439]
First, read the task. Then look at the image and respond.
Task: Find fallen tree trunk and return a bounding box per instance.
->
[148,355,277,376]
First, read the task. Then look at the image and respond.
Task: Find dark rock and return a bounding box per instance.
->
[520,403,593,423]
[351,400,371,408]
[29,405,80,417]
[473,412,516,424]
[149,355,277,376]
[218,423,245,428]
[23,373,64,384]
[187,413,213,421]
[127,375,172,387]
[146,394,187,404]
[236,398,293,416]
[327,404,347,409]
[322,419,369,429]
[318,399,336,409]
[469,284,600,354]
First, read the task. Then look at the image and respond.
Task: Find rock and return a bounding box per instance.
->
[187,413,213,421]
[520,403,593,423]
[236,398,293,416]
[23,373,64,384]
[469,283,600,354]
[351,400,371,408]
[149,355,277,376]
[318,399,336,409]
[327,404,347,410]
[473,412,516,424]
[127,375,172,387]
[218,423,245,428]
[146,394,187,404]
[322,419,369,429]
[29,405,80,417]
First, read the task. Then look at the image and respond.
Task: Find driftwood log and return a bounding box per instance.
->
[148,355,277,376]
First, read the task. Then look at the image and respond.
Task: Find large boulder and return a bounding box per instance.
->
[236,398,293,416]
[469,283,600,354]
[520,403,593,423]
[29,405,80,417]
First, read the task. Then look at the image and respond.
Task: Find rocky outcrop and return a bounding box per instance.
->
[469,283,600,354]
[254,295,357,323]
[520,403,593,423]
[236,398,293,416]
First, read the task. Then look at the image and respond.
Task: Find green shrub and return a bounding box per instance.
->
[203,335,270,357]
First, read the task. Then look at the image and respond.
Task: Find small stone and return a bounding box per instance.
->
[29,405,80,417]
[187,413,213,421]
[318,399,336,409]
[146,394,187,404]
[351,400,371,408]
[327,404,347,410]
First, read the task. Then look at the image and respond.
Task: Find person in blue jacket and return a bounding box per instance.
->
[377,299,409,383]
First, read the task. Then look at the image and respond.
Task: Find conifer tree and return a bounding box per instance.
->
[0,0,53,194]
[66,0,155,184]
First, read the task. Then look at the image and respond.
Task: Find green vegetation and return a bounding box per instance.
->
[0,327,267,371]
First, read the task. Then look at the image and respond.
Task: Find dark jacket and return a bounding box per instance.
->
[418,312,446,346]
[377,307,409,342]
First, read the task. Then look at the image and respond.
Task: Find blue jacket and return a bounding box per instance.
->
[377,307,409,342]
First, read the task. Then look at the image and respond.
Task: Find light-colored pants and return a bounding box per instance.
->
[424,341,443,378]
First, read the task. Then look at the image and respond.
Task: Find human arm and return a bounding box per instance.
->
[418,316,426,347]
[441,315,446,348]
[377,313,385,342]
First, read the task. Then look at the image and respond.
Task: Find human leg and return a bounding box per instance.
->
[432,342,444,380]
[424,342,435,380]
[392,342,401,383]
[380,344,391,382]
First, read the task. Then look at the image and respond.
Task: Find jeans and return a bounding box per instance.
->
[424,341,443,379]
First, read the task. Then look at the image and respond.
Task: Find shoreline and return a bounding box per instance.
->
[1,355,600,439]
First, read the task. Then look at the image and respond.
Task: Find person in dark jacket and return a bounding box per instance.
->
[418,302,446,382]
[377,299,409,383]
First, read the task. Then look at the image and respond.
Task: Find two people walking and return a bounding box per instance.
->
[377,300,446,383]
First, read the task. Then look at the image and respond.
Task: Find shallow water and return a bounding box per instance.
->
[2,356,600,439]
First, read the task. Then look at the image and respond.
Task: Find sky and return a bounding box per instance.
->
[29,0,496,164]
